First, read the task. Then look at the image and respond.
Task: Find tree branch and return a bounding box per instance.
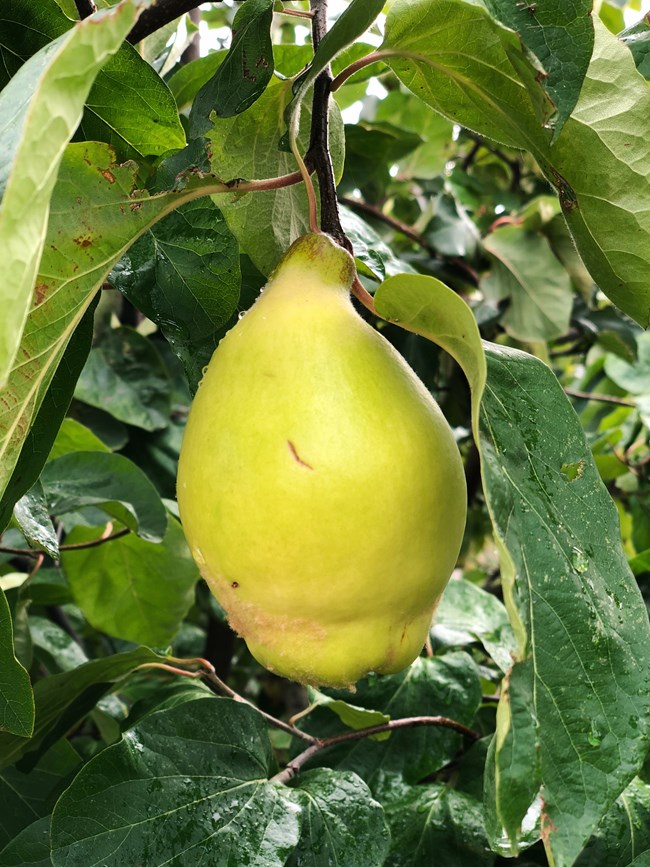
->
[127,0,207,45]
[271,715,480,784]
[74,0,96,18]
[564,388,636,408]
[306,0,351,251]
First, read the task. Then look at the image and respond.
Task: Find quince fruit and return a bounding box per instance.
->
[178,233,466,687]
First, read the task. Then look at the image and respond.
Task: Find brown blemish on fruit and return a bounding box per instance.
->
[288,440,314,470]
[231,581,239,589]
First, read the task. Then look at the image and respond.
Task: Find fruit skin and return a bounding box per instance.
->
[177,233,466,688]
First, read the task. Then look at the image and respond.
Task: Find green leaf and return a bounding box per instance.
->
[41,451,167,542]
[374,273,486,426]
[190,0,274,130]
[207,73,344,275]
[339,206,417,281]
[50,697,302,866]
[0,0,186,160]
[0,647,165,771]
[110,199,241,392]
[0,589,34,738]
[283,768,391,867]
[381,0,552,152]
[0,815,53,867]
[0,0,139,388]
[307,688,391,739]
[621,16,650,80]
[0,140,227,512]
[60,517,199,646]
[0,740,80,849]
[384,783,493,866]
[13,483,59,558]
[482,225,573,342]
[482,0,594,135]
[480,345,650,864]
[574,777,650,866]
[433,577,516,673]
[167,51,226,112]
[30,616,88,673]
[550,18,650,327]
[304,655,481,789]
[74,328,171,432]
[47,419,111,462]
[0,298,98,535]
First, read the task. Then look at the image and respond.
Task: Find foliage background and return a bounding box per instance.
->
[1,0,650,865]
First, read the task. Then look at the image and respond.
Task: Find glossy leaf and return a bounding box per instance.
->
[0,0,185,159]
[574,777,650,866]
[0,647,165,771]
[433,577,516,673]
[51,697,302,867]
[480,345,650,864]
[190,0,274,130]
[482,225,573,342]
[482,0,594,134]
[283,768,391,867]
[110,199,241,392]
[0,589,33,738]
[61,517,199,646]
[74,328,171,432]
[0,1,138,388]
[302,655,481,789]
[41,451,167,542]
[0,140,229,510]
[207,73,344,275]
[384,783,493,866]
[0,299,97,535]
[0,816,52,867]
[13,483,59,558]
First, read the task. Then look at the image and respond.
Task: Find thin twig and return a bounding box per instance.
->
[351,275,377,315]
[271,715,480,784]
[564,388,636,408]
[74,0,97,18]
[280,9,314,18]
[0,528,130,558]
[330,50,385,91]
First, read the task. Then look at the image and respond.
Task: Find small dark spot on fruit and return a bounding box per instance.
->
[232,581,239,589]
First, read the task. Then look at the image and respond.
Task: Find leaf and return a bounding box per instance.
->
[0,140,227,512]
[74,328,171,432]
[41,451,167,542]
[381,0,552,152]
[550,18,650,327]
[307,688,391,740]
[50,698,302,867]
[574,777,650,866]
[0,0,186,160]
[482,0,594,135]
[433,577,516,673]
[0,0,139,387]
[0,815,53,867]
[303,655,481,790]
[47,419,111,462]
[110,199,241,392]
[482,225,573,342]
[13,483,59,558]
[207,73,344,275]
[167,51,226,112]
[0,740,80,849]
[339,206,417,281]
[0,589,34,738]
[30,616,88,673]
[190,0,274,130]
[383,783,493,866]
[621,16,650,80]
[283,768,391,867]
[60,517,199,646]
[0,298,98,535]
[0,647,165,771]
[480,345,650,864]
[374,273,486,419]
